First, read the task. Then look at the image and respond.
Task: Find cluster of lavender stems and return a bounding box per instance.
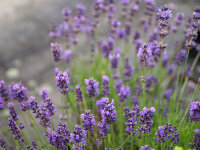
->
[0,1,200,150]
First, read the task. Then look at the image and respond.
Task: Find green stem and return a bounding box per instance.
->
[180,52,200,97]
[177,50,190,98]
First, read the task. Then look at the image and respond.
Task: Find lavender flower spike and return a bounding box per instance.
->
[70,125,87,150]
[118,85,131,102]
[55,68,70,95]
[75,84,83,104]
[85,77,99,97]
[0,80,9,101]
[7,102,19,121]
[8,117,24,142]
[0,138,6,149]
[102,75,110,96]
[50,43,62,62]
[80,110,96,132]
[190,101,200,122]
[9,82,28,102]
[139,107,155,133]
[140,145,155,150]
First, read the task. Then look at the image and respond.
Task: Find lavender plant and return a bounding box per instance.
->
[0,1,200,150]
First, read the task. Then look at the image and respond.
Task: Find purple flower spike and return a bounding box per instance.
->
[96,97,110,112]
[190,129,200,149]
[9,82,28,102]
[140,145,155,150]
[50,43,62,62]
[118,85,131,102]
[124,58,133,81]
[137,44,152,66]
[102,75,110,96]
[39,88,49,100]
[0,138,6,149]
[97,121,110,138]
[139,107,155,133]
[124,105,140,136]
[80,110,96,132]
[7,102,19,121]
[174,13,185,26]
[0,80,9,101]
[47,123,70,149]
[0,97,4,110]
[101,99,117,125]
[109,49,121,69]
[155,123,180,149]
[55,68,70,95]
[8,117,24,142]
[85,77,99,97]
[190,101,200,122]
[75,84,83,104]
[62,50,72,65]
[70,125,87,150]
[164,89,172,100]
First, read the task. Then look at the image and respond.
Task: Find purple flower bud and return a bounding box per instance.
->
[155,123,179,146]
[9,82,28,102]
[7,102,19,121]
[174,13,185,26]
[70,125,87,149]
[139,107,155,133]
[0,80,9,101]
[55,68,70,95]
[80,110,96,132]
[137,44,152,66]
[51,43,62,62]
[62,8,72,22]
[0,138,6,149]
[109,49,120,69]
[75,84,83,104]
[124,58,133,81]
[124,105,140,136]
[164,89,172,100]
[85,77,99,97]
[140,145,155,150]
[115,79,123,93]
[47,123,70,149]
[118,85,131,102]
[0,97,4,110]
[190,101,200,122]
[101,99,117,125]
[168,64,175,75]
[190,129,200,149]
[175,49,187,66]
[102,75,110,96]
[8,117,24,142]
[39,88,49,100]
[97,121,110,138]
[19,123,24,130]
[62,50,72,65]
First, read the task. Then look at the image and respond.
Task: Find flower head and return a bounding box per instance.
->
[80,110,96,132]
[70,125,87,150]
[85,77,99,97]
[102,75,110,96]
[75,84,83,104]
[55,68,70,95]
[190,101,200,122]
[0,80,9,101]
[139,107,155,133]
[51,43,62,62]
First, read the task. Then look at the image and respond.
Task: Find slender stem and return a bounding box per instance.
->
[180,52,200,97]
[177,50,190,98]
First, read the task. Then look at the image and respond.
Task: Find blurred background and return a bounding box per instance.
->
[0,0,199,99]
